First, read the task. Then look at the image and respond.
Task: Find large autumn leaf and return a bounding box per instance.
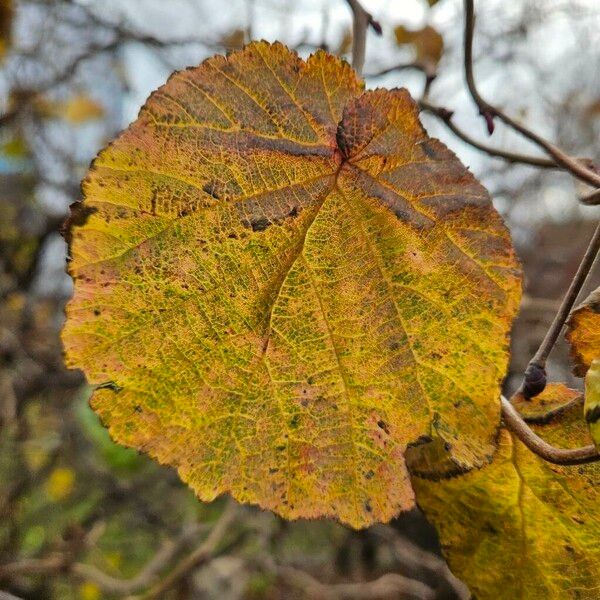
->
[566,287,600,447]
[414,400,600,599]
[62,42,521,528]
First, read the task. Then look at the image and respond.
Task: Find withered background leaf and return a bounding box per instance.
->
[414,399,600,599]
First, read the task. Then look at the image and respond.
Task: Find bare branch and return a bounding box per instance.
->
[367,62,437,100]
[0,510,231,598]
[371,527,470,599]
[501,396,600,465]
[69,523,206,596]
[463,0,600,189]
[581,188,600,206]
[520,222,600,397]
[0,109,18,130]
[520,295,562,313]
[420,100,557,169]
[366,61,428,78]
[344,0,382,76]
[278,565,435,600]
[0,555,67,579]
[132,500,238,600]
[0,591,25,600]
[1,0,220,131]
[71,2,206,49]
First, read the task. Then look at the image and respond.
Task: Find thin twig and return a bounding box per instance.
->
[0,1,220,132]
[581,188,600,206]
[501,396,600,465]
[133,501,237,600]
[0,109,18,130]
[463,0,600,189]
[70,2,206,50]
[0,555,67,579]
[520,295,562,313]
[371,527,470,599]
[344,0,382,76]
[70,523,206,595]
[278,565,435,600]
[420,100,557,169]
[0,509,233,597]
[366,61,427,78]
[0,591,25,600]
[519,222,600,397]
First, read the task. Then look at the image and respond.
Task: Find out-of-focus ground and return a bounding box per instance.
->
[0,0,599,598]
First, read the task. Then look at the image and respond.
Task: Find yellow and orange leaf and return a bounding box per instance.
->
[394,25,444,71]
[414,399,600,599]
[512,383,581,422]
[585,359,600,448]
[566,287,600,447]
[34,94,104,124]
[62,42,521,528]
[566,287,600,376]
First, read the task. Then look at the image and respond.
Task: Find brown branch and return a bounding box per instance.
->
[132,500,237,600]
[0,591,25,600]
[72,3,205,50]
[0,109,18,130]
[69,523,206,596]
[0,509,232,598]
[520,222,600,397]
[501,396,600,465]
[278,565,435,600]
[581,188,600,206]
[420,100,557,169]
[0,555,68,579]
[367,61,437,101]
[366,62,428,78]
[2,1,215,131]
[520,295,562,313]
[371,527,470,599]
[0,39,122,132]
[463,0,600,189]
[344,0,382,76]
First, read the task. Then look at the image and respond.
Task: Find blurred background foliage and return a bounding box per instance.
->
[0,0,598,598]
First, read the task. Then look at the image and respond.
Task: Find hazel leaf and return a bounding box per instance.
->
[566,287,600,377]
[62,42,521,528]
[414,399,600,599]
[566,287,600,447]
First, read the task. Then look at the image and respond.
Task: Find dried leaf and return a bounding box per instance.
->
[63,95,105,123]
[34,94,104,124]
[584,99,600,119]
[414,400,600,599]
[62,42,521,528]
[336,28,353,56]
[394,25,443,71]
[220,28,245,50]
